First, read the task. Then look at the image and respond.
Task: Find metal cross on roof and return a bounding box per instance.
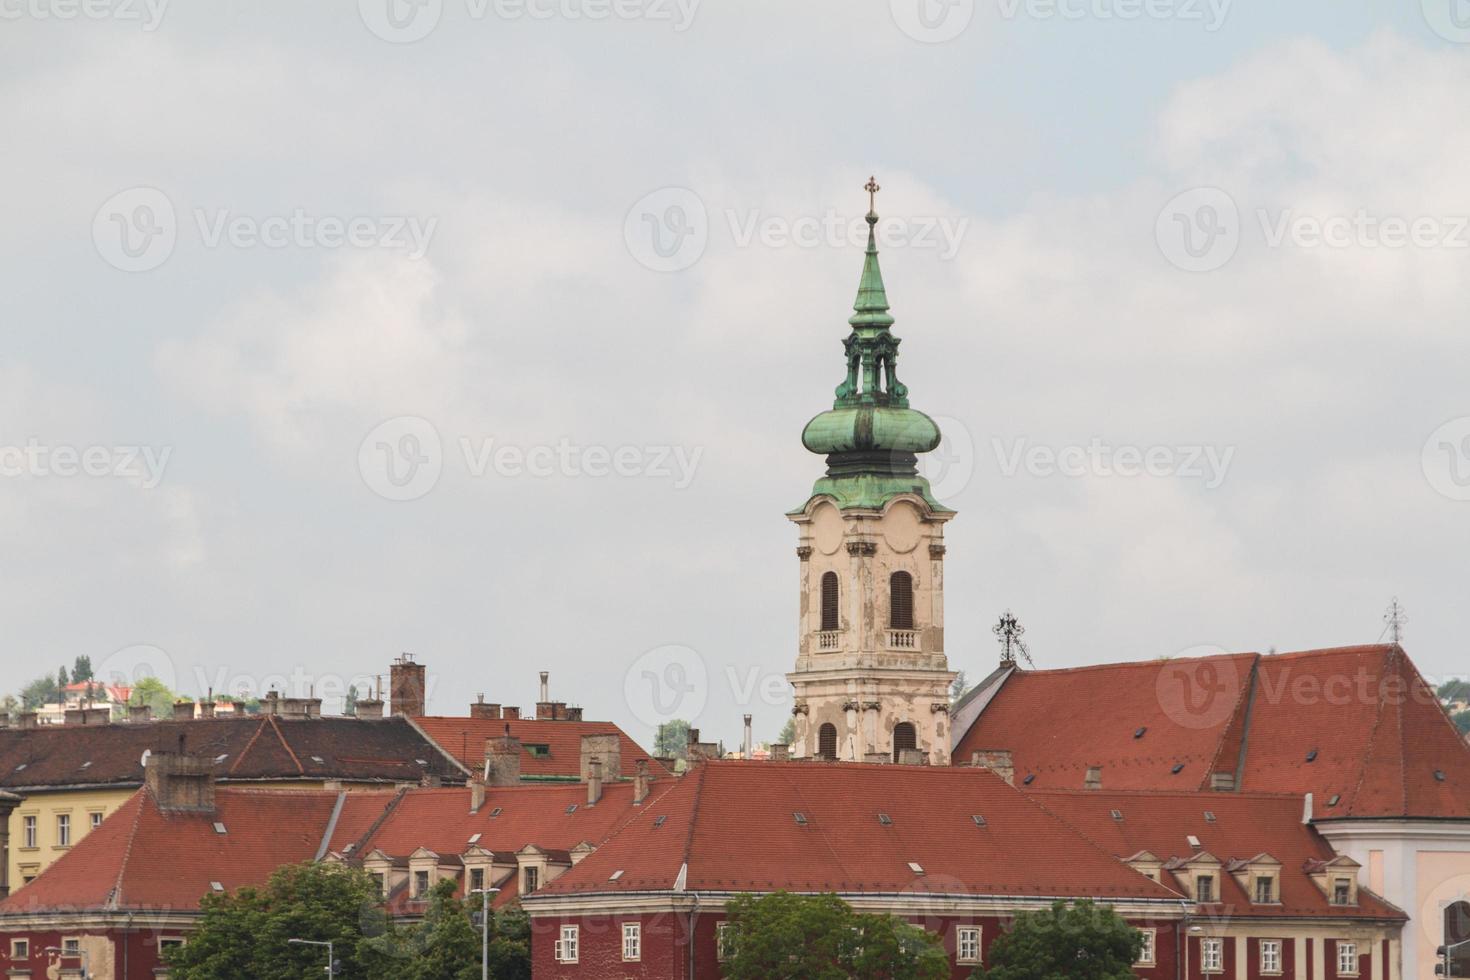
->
[1383,597,1408,645]
[993,610,1033,668]
[865,175,881,212]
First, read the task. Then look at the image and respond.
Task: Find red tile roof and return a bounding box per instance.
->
[410,716,664,780]
[0,787,353,914]
[1029,789,1404,921]
[533,761,1185,902]
[953,644,1470,819]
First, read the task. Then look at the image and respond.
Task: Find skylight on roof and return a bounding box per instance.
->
[1187,835,1202,849]
[1306,749,1318,763]
[653,815,667,828]
[1435,770,1448,782]
[311,756,324,764]
[565,804,577,814]
[609,870,624,881]
[489,807,502,818]
[1134,727,1147,739]
[1110,810,1123,821]
[468,833,481,845]
[972,815,986,827]
[1022,774,1035,785]
[877,813,892,826]
[1171,763,1185,775]
[1327,794,1341,806]
[210,881,225,892]
[907,862,925,875]
[1204,811,1216,823]
[793,812,808,826]
[213,822,227,835]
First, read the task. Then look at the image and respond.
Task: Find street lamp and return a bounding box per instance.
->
[472,886,502,980]
[45,944,90,980]
[287,937,338,976]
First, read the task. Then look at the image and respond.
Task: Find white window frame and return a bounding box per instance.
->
[956,925,981,965]
[1260,939,1281,975]
[622,922,641,962]
[716,922,732,962]
[1201,937,1223,974]
[89,811,104,831]
[61,937,80,955]
[1337,941,1359,976]
[1136,928,1155,966]
[10,938,28,959]
[22,815,36,849]
[56,813,71,847]
[555,925,579,964]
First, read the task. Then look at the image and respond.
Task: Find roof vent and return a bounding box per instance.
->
[1327,794,1341,806]
[907,862,925,875]
[80,761,92,769]
[1306,749,1318,763]
[467,833,481,844]
[793,812,808,826]
[972,815,987,827]
[415,758,428,766]
[1204,811,1217,823]
[213,822,227,835]
[489,807,502,818]
[877,813,892,826]
[1171,763,1185,775]
[14,764,24,772]
[609,870,624,881]
[1435,770,1447,782]
[311,755,325,764]
[653,815,667,828]
[565,804,577,814]
[1134,727,1147,739]
[1110,809,1124,821]
[210,881,225,892]
[214,754,229,763]
[1022,774,1035,786]
[1187,834,1202,849]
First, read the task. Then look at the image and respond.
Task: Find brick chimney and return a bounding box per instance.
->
[128,704,152,724]
[470,696,501,721]
[172,701,194,721]
[390,653,426,717]
[261,691,282,717]
[198,700,216,719]
[355,696,385,718]
[1084,766,1103,791]
[502,706,520,721]
[771,743,791,762]
[64,707,108,726]
[145,752,215,812]
[484,728,522,786]
[17,712,38,730]
[580,734,621,783]
[586,757,603,806]
[565,706,583,722]
[470,777,486,814]
[969,749,1015,786]
[633,758,650,804]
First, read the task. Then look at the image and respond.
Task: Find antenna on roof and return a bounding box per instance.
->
[993,610,1033,669]
[1381,597,1408,645]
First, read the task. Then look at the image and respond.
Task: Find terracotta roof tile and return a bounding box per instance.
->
[411,716,664,780]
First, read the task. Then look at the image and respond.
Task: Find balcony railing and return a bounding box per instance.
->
[887,630,919,650]
[816,630,842,651]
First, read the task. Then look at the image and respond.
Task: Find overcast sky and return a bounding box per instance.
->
[3,0,1469,749]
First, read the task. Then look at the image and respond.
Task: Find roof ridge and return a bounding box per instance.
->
[228,718,270,776]
[266,715,305,774]
[351,786,411,855]
[676,764,707,882]
[780,768,858,887]
[1199,654,1261,791]
[108,789,149,910]
[1012,652,1260,678]
[1347,648,1396,817]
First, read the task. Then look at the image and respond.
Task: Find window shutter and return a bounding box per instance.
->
[889,572,914,630]
[820,572,839,632]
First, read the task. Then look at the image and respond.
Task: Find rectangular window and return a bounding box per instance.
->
[62,937,80,955]
[1261,939,1281,974]
[160,938,184,952]
[22,816,36,849]
[1197,875,1215,903]
[555,925,579,964]
[523,866,539,895]
[10,939,28,959]
[1256,876,1274,903]
[1338,942,1358,975]
[469,868,485,893]
[413,870,429,897]
[622,922,641,962]
[90,811,104,831]
[956,926,981,964]
[57,814,71,847]
[1201,938,1223,973]
[716,923,732,962]
[1333,879,1352,905]
[1136,929,1155,966]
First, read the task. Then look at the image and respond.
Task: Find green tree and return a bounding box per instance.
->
[976,900,1145,980]
[71,655,94,683]
[57,666,69,689]
[721,892,947,980]
[1438,679,1470,702]
[777,717,796,745]
[400,879,479,980]
[19,674,60,709]
[129,676,178,718]
[951,670,973,708]
[654,719,691,759]
[1453,710,1470,735]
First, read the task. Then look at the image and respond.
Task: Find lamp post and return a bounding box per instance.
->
[44,944,89,980]
[287,937,336,975]
[472,886,502,980]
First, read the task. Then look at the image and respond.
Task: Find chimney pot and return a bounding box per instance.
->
[742,714,753,759]
[633,758,650,804]
[502,706,520,721]
[580,734,621,783]
[172,701,195,722]
[145,751,216,812]
[484,734,522,787]
[540,671,550,704]
[470,778,486,814]
[587,757,603,806]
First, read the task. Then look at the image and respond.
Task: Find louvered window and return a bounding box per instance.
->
[820,572,839,631]
[892,722,917,763]
[818,723,838,760]
[889,571,914,630]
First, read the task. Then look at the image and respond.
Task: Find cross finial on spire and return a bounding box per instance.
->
[994,610,1033,668]
[865,175,881,214]
[1383,597,1408,645]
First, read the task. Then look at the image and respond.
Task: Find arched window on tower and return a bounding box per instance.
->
[1447,901,1470,977]
[820,572,840,632]
[818,723,838,760]
[892,722,917,764]
[889,571,914,630]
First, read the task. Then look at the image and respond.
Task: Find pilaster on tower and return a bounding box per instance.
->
[785,179,957,767]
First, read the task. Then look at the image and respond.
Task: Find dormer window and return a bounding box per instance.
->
[1197,875,1215,903]
[1333,878,1352,906]
[413,870,429,897]
[1255,876,1274,904]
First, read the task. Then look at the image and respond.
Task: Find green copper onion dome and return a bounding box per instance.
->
[796,178,949,512]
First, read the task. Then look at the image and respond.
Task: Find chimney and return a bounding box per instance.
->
[262,691,282,717]
[771,743,790,762]
[565,706,583,722]
[502,706,520,721]
[63,708,86,726]
[1210,772,1236,792]
[580,734,621,783]
[469,777,486,814]
[281,698,310,720]
[540,671,550,704]
[390,653,426,717]
[0,714,10,729]
[145,752,215,812]
[1084,766,1103,791]
[81,707,109,726]
[742,715,753,758]
[484,728,522,786]
[199,700,216,719]
[536,701,555,721]
[1303,792,1314,824]
[633,758,650,804]
[587,757,603,806]
[128,704,152,724]
[969,749,1015,786]
[470,696,501,721]
[172,701,194,722]
[355,696,385,718]
[17,712,38,730]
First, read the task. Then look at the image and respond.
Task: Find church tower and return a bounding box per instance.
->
[787,179,957,766]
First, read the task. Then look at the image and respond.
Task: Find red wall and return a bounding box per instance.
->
[0,926,172,979]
